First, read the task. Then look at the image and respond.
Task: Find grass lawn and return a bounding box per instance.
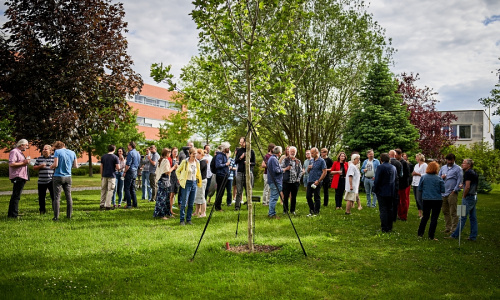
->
[0,183,499,299]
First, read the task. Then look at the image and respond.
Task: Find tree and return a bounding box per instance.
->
[479,58,500,116]
[157,94,193,145]
[0,0,143,152]
[343,60,419,155]
[495,123,500,150]
[397,73,457,160]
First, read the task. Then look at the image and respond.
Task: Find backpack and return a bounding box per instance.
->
[210,154,217,174]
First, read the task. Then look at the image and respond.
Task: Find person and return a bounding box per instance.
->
[203,144,213,200]
[395,148,411,221]
[123,141,141,209]
[403,153,413,188]
[281,146,303,215]
[302,150,311,188]
[7,139,30,218]
[448,159,479,241]
[389,150,403,222]
[344,154,361,215]
[112,147,126,208]
[438,153,462,234]
[169,147,180,213]
[411,153,427,219]
[177,147,202,225]
[320,148,333,207]
[261,143,275,206]
[361,149,380,208]
[33,144,55,214]
[154,148,172,220]
[214,142,231,211]
[267,146,283,219]
[147,145,160,202]
[417,161,445,240]
[331,152,348,210]
[50,141,77,221]
[193,149,208,218]
[178,141,193,161]
[227,150,237,207]
[140,148,151,200]
[279,146,289,164]
[235,137,256,211]
[306,147,327,216]
[373,153,397,232]
[99,144,119,210]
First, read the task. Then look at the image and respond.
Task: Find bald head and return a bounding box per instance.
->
[389,150,396,158]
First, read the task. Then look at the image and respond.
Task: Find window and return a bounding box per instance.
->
[132,94,181,111]
[136,117,145,125]
[450,125,471,140]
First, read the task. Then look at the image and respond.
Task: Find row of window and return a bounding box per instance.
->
[136,117,152,127]
[444,125,471,140]
[133,95,182,111]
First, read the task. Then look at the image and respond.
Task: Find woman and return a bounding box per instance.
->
[112,147,126,208]
[417,161,445,240]
[193,149,208,217]
[280,146,303,215]
[412,153,428,219]
[154,148,172,220]
[177,147,202,225]
[169,147,180,215]
[331,152,348,210]
[344,154,361,215]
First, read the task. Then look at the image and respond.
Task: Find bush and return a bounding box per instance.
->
[0,163,39,177]
[478,173,493,194]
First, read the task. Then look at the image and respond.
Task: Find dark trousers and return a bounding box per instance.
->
[38,182,54,213]
[392,190,399,222]
[205,176,212,200]
[124,170,138,207]
[283,182,299,213]
[8,177,27,218]
[418,200,443,239]
[322,177,331,206]
[215,174,227,210]
[377,195,393,232]
[335,177,345,208]
[306,182,321,214]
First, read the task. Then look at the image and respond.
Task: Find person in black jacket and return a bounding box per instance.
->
[395,148,411,221]
[374,153,397,232]
[234,137,256,211]
[389,150,402,222]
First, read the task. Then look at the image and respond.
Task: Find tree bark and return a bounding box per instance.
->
[88,146,93,177]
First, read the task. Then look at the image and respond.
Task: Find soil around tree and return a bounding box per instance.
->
[226,244,281,253]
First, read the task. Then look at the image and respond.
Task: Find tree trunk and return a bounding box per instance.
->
[88,146,93,177]
[246,60,254,252]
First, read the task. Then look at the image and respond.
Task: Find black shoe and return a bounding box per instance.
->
[52,217,58,221]
[234,207,240,211]
[99,206,105,210]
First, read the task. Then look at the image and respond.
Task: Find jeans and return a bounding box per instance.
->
[53,176,73,219]
[334,177,345,208]
[262,174,270,205]
[268,183,282,217]
[413,186,423,210]
[124,169,138,207]
[112,172,124,205]
[38,181,54,213]
[180,180,197,222]
[283,182,299,213]
[306,182,321,214]
[418,199,443,239]
[364,178,377,207]
[8,177,27,218]
[377,195,393,232]
[141,170,150,200]
[226,179,233,206]
[451,195,478,240]
[235,172,254,209]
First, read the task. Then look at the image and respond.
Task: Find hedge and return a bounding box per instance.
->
[0,163,100,177]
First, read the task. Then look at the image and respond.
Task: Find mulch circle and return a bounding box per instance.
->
[226,244,281,253]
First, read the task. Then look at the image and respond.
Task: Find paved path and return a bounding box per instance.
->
[0,187,100,196]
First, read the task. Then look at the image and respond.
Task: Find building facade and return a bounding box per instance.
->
[441,110,495,147]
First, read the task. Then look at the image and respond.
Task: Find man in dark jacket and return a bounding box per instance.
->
[395,148,411,221]
[214,142,231,211]
[389,150,403,222]
[374,153,397,232]
[234,137,256,211]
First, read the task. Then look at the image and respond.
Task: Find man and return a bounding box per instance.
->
[123,141,141,209]
[234,137,256,211]
[448,158,479,241]
[140,148,151,200]
[395,148,411,221]
[214,142,231,211]
[33,144,55,214]
[373,153,397,232]
[100,144,119,210]
[438,153,462,234]
[7,139,30,218]
[361,149,380,208]
[302,150,311,188]
[147,145,160,202]
[389,150,402,222]
[50,141,77,221]
[267,146,283,219]
[306,147,327,216]
[320,148,333,207]
[261,143,275,206]
[203,144,213,200]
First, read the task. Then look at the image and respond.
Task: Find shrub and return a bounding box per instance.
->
[0,163,39,177]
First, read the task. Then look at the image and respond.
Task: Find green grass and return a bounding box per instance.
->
[0,184,499,299]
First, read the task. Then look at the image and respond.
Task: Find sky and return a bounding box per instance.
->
[1,0,500,124]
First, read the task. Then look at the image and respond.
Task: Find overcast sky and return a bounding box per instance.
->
[2,0,499,123]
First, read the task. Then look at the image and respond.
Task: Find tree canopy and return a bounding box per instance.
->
[479,57,500,116]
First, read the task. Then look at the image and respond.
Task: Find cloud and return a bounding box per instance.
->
[483,15,500,25]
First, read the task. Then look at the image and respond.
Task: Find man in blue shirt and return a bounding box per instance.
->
[373,153,396,232]
[124,141,141,208]
[438,153,462,233]
[267,146,283,218]
[361,149,380,208]
[306,147,327,216]
[50,141,77,221]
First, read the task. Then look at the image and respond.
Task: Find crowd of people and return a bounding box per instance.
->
[6,138,479,240]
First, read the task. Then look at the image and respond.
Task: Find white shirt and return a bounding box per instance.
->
[345,162,361,193]
[412,162,428,186]
[204,154,213,178]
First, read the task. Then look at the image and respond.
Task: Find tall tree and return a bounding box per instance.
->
[479,58,500,116]
[397,73,457,160]
[343,60,419,155]
[0,0,142,152]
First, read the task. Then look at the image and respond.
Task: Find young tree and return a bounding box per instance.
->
[479,58,500,116]
[343,60,419,155]
[0,0,142,152]
[397,73,457,160]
